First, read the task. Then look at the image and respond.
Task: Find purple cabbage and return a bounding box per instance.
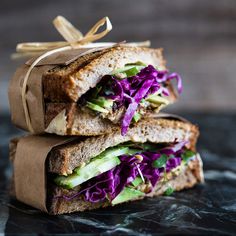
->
[55,141,188,203]
[99,65,182,135]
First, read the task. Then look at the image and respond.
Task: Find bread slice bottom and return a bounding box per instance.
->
[48,154,203,215]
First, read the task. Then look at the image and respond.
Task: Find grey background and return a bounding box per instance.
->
[1,0,236,114]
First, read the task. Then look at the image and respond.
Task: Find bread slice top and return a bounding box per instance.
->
[43,46,167,102]
[47,117,199,175]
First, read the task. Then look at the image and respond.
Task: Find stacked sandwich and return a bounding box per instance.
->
[9,45,204,215]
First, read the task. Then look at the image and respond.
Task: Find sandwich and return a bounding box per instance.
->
[9,45,182,136]
[10,115,204,215]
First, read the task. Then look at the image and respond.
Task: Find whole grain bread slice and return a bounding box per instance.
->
[43,46,167,102]
[47,117,199,175]
[47,155,204,215]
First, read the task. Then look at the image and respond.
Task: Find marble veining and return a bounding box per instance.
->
[0,113,236,235]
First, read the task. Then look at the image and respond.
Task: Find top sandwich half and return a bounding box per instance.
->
[44,46,182,136]
[9,45,182,136]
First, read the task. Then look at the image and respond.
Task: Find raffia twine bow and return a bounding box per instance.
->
[15,16,150,133]
[15,16,113,57]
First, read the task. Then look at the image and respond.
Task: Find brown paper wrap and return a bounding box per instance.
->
[9,16,151,134]
[11,114,189,213]
[13,135,77,212]
[8,47,113,133]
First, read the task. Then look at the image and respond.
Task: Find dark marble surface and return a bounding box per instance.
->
[1,0,236,113]
[1,113,236,235]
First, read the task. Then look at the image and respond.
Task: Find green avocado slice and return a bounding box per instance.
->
[111,187,145,205]
[111,62,146,77]
[131,177,143,187]
[86,101,109,113]
[90,97,114,109]
[146,94,170,105]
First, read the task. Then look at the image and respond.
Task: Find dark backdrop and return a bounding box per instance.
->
[0,0,236,113]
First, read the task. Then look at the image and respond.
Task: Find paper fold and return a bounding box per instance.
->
[13,135,76,212]
[8,47,110,133]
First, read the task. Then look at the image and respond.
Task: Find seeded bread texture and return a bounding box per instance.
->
[47,155,203,215]
[43,46,166,102]
[47,118,199,175]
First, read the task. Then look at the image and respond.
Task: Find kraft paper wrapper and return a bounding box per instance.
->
[8,47,113,133]
[13,135,77,213]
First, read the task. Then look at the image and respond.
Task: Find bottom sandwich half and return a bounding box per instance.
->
[10,116,204,215]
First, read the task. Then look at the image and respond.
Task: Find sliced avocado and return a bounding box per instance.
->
[86,101,109,113]
[95,146,130,160]
[131,177,143,187]
[97,146,141,159]
[146,94,170,105]
[111,187,145,205]
[111,65,135,75]
[125,67,140,77]
[54,155,121,189]
[91,97,113,109]
[127,148,141,155]
[111,64,145,77]
[125,61,147,67]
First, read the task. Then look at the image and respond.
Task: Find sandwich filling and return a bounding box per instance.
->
[79,63,182,135]
[54,141,196,205]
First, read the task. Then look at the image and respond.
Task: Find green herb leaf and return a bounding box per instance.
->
[164,187,174,196]
[133,112,141,122]
[181,150,196,163]
[152,154,168,168]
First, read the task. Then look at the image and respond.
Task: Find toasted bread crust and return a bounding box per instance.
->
[43,46,166,102]
[48,155,203,215]
[47,118,199,175]
[43,49,109,102]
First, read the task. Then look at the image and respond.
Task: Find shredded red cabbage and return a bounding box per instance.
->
[55,141,189,203]
[98,65,182,135]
